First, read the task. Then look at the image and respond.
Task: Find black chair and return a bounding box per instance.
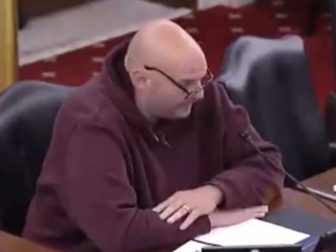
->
[217,35,336,183]
[0,80,74,235]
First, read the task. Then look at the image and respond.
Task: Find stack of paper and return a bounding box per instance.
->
[174,219,309,252]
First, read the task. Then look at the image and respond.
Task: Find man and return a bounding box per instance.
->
[23,20,284,252]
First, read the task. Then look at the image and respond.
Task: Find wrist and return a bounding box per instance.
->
[203,185,223,206]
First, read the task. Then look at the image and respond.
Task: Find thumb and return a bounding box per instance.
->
[210,207,265,228]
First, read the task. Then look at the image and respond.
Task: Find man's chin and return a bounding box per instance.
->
[175,105,192,118]
[161,105,193,120]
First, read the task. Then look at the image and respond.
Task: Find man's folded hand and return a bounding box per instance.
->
[208,205,269,228]
[153,185,223,230]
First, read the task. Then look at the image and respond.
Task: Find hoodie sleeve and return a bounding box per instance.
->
[207,85,285,209]
[62,122,210,252]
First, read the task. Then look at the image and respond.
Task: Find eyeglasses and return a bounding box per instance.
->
[144,65,213,99]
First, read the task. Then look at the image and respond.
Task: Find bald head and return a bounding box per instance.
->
[124,20,208,122]
[125,20,207,77]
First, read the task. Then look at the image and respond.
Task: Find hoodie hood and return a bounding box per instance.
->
[98,40,182,145]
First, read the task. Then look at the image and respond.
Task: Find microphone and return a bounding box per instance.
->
[239,130,336,216]
[239,130,336,252]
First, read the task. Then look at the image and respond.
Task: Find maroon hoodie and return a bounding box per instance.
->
[23,41,284,252]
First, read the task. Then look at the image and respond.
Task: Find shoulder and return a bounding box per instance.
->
[54,80,125,137]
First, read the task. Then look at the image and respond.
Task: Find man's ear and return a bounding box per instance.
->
[131,69,149,91]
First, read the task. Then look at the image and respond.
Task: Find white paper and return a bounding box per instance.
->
[174,240,206,252]
[174,219,309,252]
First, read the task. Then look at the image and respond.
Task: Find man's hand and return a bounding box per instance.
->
[208,205,269,228]
[153,185,222,230]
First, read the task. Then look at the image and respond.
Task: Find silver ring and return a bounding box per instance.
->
[181,205,191,213]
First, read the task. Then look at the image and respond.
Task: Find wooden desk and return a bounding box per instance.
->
[0,231,58,252]
[0,168,335,252]
[303,168,336,195]
[282,188,336,220]
[285,167,336,220]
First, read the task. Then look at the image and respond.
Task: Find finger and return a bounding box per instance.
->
[254,207,268,218]
[251,205,269,213]
[255,211,267,218]
[179,210,200,230]
[244,206,268,219]
[153,200,170,213]
[159,200,184,220]
[167,206,190,224]
[153,197,175,213]
[244,205,268,216]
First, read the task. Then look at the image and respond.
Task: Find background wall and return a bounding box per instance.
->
[198,0,254,9]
